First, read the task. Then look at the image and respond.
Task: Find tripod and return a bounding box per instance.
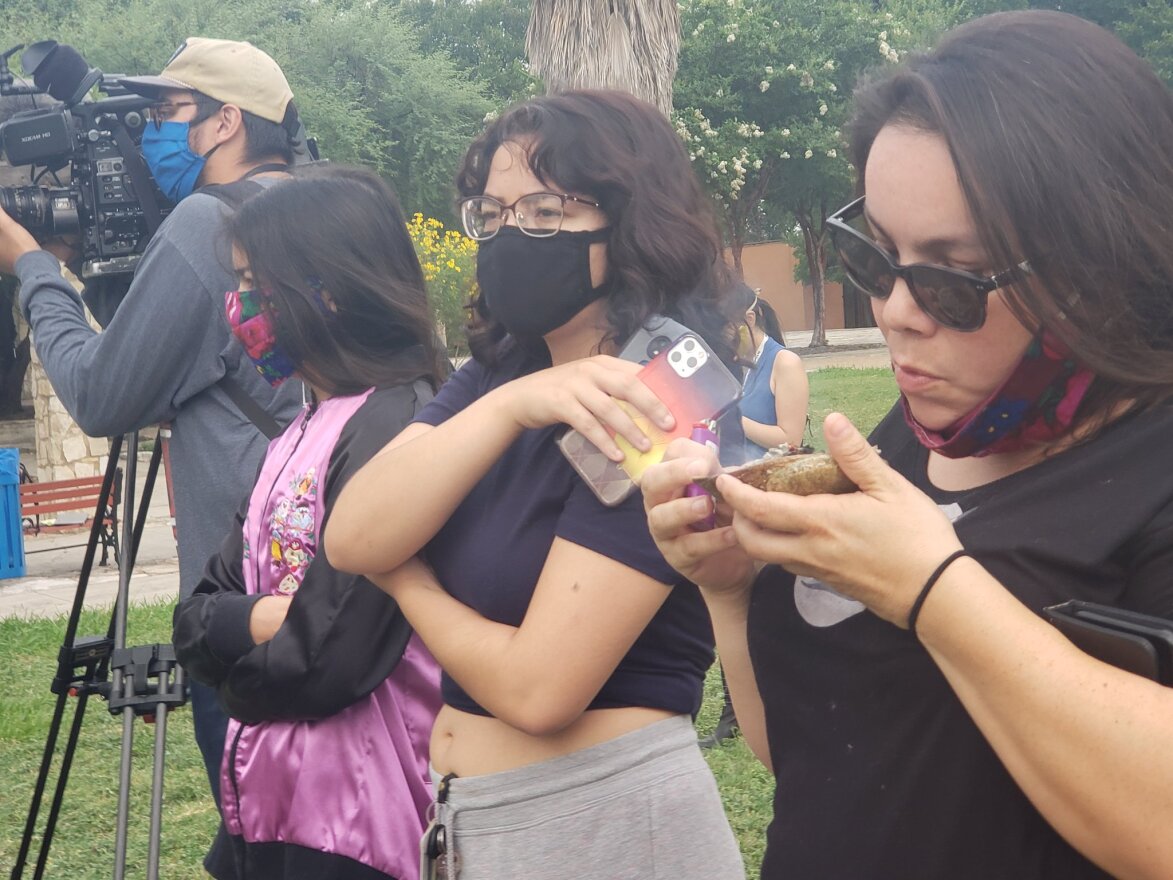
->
[10,428,186,880]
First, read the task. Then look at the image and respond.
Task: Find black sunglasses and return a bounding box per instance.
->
[827,196,1030,332]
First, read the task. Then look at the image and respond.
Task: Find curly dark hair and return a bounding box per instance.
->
[456,89,739,367]
[847,10,1173,431]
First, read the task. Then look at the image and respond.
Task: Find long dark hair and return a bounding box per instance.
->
[456,90,737,366]
[733,282,785,346]
[848,10,1173,430]
[228,165,446,395]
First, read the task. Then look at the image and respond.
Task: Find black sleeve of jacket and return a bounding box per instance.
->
[172,496,265,687]
[174,383,430,723]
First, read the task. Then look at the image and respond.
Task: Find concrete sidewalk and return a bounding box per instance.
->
[0,327,889,622]
[785,327,891,370]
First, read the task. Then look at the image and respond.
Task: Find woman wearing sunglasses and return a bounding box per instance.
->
[643,10,1173,880]
[326,91,744,878]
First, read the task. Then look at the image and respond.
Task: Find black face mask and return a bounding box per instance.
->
[477,226,612,340]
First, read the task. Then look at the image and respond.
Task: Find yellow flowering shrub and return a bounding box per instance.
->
[407,213,479,355]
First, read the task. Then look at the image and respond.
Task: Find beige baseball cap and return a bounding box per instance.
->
[121,37,294,125]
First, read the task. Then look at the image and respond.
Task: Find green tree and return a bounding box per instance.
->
[676,0,960,344]
[4,0,493,224]
[396,0,536,108]
[958,0,1172,84]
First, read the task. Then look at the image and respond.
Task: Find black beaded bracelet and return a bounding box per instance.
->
[907,549,971,638]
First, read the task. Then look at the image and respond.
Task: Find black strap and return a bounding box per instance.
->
[197,177,265,210]
[241,162,290,179]
[196,164,289,209]
[219,376,283,439]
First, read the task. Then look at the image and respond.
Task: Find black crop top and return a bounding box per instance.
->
[417,345,715,718]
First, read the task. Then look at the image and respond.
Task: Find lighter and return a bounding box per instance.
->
[685,420,718,531]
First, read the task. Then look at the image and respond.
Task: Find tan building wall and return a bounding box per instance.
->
[727,240,847,333]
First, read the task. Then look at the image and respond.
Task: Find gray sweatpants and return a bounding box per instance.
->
[428,715,744,879]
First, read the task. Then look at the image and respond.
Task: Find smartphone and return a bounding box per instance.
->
[556,316,690,506]
[559,331,741,506]
[1044,600,1173,685]
[619,314,691,366]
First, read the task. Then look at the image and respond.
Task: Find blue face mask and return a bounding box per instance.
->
[140,121,217,202]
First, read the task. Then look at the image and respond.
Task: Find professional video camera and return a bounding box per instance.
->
[0,41,172,279]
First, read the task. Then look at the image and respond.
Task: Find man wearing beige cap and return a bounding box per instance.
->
[0,37,305,809]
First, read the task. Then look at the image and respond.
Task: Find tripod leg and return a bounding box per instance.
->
[11,688,75,880]
[111,431,141,880]
[128,432,164,573]
[30,693,94,880]
[146,670,177,880]
[11,441,124,880]
[112,704,135,880]
[16,430,177,880]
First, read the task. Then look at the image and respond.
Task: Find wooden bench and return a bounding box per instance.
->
[19,470,121,566]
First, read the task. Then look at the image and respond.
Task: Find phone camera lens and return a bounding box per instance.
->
[670,351,681,363]
[687,357,698,369]
[647,336,671,359]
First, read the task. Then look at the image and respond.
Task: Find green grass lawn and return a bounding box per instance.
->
[0,367,897,879]
[0,601,219,879]
[805,365,899,450]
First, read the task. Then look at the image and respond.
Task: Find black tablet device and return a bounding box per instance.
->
[1044,600,1173,685]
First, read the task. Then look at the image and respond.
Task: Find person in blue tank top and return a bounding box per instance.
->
[734,285,810,461]
[703,287,811,747]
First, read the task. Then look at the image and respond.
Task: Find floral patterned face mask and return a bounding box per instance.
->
[901,330,1095,459]
[224,287,298,387]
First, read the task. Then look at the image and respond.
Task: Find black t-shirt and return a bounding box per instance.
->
[749,402,1173,879]
[416,346,715,717]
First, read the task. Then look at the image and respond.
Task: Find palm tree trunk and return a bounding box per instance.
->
[526,0,680,115]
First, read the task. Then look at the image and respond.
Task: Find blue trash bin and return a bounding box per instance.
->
[0,447,27,579]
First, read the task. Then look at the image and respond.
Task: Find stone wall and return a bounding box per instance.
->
[20,273,110,482]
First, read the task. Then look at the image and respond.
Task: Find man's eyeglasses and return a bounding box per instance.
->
[459,192,601,241]
[145,101,205,130]
[827,196,1031,332]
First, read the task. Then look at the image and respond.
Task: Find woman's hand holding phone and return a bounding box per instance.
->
[495,355,675,461]
[558,334,742,506]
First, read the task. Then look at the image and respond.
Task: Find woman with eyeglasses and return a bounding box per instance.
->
[325,91,744,879]
[642,11,1173,880]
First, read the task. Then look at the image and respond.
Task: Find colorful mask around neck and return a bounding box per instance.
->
[225,288,298,386]
[141,121,219,202]
[901,331,1095,459]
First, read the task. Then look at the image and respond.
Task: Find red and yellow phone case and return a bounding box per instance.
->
[558,333,740,505]
[615,334,740,483]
